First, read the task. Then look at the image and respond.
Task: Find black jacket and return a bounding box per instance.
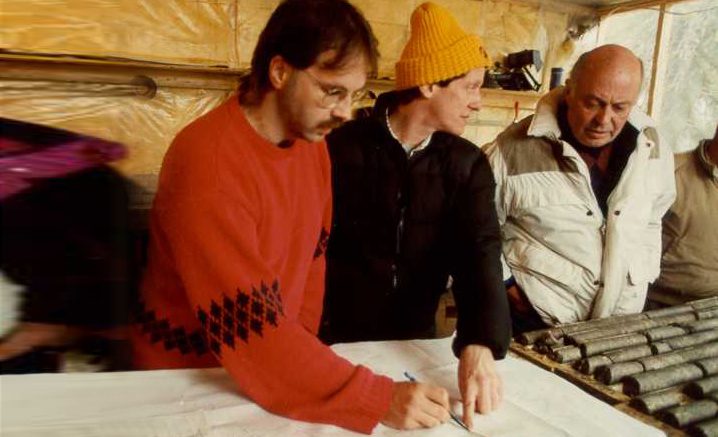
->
[320,96,510,358]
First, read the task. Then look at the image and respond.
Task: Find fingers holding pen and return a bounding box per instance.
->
[381,381,450,430]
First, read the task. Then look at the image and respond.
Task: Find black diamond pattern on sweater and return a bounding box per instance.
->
[197,280,284,358]
[136,301,208,356]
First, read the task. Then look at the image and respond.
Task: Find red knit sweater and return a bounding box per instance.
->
[131,96,393,433]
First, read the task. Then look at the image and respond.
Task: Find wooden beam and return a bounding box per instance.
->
[597,0,688,17]
[482,88,542,111]
[647,3,672,118]
[367,78,542,111]
[0,53,243,92]
[469,0,594,15]
[0,53,541,112]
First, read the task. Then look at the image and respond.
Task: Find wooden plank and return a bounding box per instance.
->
[510,342,629,404]
[615,403,687,436]
[554,362,630,404]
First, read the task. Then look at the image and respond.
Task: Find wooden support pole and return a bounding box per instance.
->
[646,2,673,118]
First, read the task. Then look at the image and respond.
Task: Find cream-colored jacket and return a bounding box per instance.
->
[484,88,676,325]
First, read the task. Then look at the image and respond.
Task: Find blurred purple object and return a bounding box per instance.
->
[0,118,127,200]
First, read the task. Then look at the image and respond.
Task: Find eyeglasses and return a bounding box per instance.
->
[301,69,369,109]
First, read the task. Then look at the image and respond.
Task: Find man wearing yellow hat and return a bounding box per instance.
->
[321,2,510,429]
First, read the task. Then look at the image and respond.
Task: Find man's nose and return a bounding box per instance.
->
[594,106,612,125]
[331,97,352,122]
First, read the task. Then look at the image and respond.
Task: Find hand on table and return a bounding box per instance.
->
[458,344,503,430]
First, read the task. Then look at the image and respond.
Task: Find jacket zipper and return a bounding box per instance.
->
[564,146,607,281]
[392,149,423,291]
[393,200,403,290]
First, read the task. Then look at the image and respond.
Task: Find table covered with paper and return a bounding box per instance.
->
[0,337,663,437]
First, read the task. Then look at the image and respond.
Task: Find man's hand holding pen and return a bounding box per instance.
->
[381,379,451,429]
[383,353,501,432]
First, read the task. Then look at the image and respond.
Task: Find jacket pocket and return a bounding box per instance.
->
[506,172,584,213]
[628,257,648,286]
[625,230,659,286]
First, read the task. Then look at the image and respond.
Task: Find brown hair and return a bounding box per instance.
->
[239,0,379,106]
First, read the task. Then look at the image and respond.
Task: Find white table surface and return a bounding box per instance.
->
[0,337,664,437]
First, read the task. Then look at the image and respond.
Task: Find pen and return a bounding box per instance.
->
[403,371,472,432]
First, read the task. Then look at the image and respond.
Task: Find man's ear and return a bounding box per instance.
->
[563,79,573,96]
[419,83,436,99]
[268,55,290,90]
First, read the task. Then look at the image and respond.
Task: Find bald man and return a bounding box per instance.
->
[484,45,676,333]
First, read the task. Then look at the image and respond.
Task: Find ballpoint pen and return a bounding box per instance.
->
[403,371,473,433]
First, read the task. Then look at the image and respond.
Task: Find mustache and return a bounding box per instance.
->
[317,117,345,131]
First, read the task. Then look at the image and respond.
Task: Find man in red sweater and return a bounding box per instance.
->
[132,0,451,433]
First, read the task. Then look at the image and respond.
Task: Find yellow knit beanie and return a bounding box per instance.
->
[395,2,491,90]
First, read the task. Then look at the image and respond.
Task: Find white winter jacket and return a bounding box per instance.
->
[484,88,676,325]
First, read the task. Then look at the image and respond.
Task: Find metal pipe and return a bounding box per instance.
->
[548,345,582,363]
[686,319,718,333]
[686,378,718,399]
[624,363,704,396]
[580,333,648,356]
[697,358,718,376]
[642,342,718,372]
[688,417,718,437]
[664,331,718,350]
[579,344,653,375]
[645,326,688,342]
[661,400,718,428]
[519,298,718,345]
[630,387,685,414]
[597,361,646,385]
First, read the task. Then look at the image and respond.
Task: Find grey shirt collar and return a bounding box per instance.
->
[385,108,433,157]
